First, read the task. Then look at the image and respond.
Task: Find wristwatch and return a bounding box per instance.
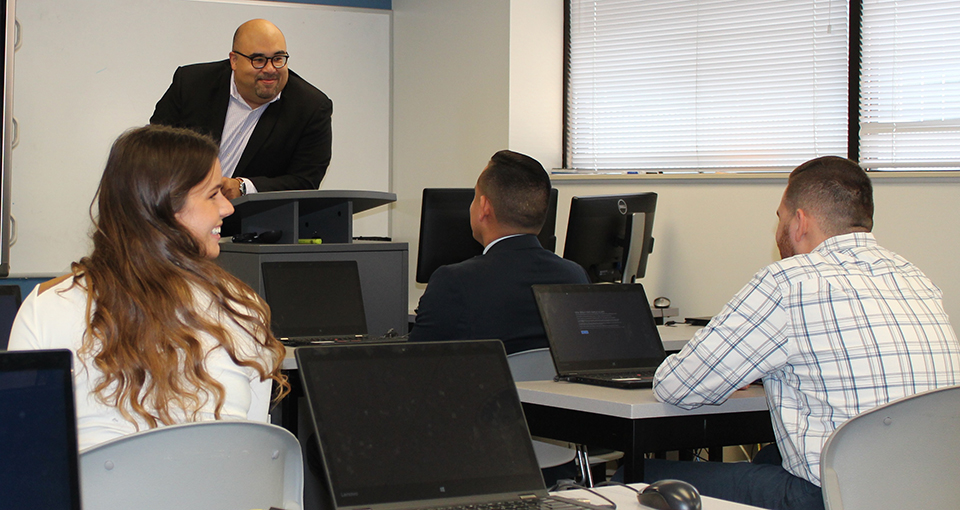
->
[236,177,247,196]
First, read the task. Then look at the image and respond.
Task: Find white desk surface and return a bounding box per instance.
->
[517,381,768,420]
[282,324,701,370]
[657,323,702,351]
[557,482,764,510]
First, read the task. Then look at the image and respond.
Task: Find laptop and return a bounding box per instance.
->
[295,340,606,510]
[533,283,666,389]
[261,260,387,345]
[0,349,82,510]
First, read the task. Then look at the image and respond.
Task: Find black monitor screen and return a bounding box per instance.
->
[415,188,559,283]
[562,193,657,283]
[297,341,544,507]
[261,260,368,337]
[0,350,81,510]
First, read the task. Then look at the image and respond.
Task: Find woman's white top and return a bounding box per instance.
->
[8,277,275,451]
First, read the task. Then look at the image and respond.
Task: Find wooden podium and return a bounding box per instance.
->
[217,190,408,335]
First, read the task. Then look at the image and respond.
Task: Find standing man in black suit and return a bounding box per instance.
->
[151,19,332,199]
[409,150,590,354]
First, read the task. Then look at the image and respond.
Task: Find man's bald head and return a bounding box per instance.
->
[229,19,289,107]
[233,19,285,49]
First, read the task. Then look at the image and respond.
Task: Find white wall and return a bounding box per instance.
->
[394,0,960,324]
[543,175,960,322]
[508,0,564,170]
[392,0,511,308]
[11,0,391,275]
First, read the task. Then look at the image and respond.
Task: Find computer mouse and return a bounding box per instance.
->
[637,479,702,510]
[653,296,671,309]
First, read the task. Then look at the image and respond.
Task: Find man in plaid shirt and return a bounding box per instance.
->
[648,156,960,510]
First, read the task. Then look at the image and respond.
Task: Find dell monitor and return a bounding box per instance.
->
[416,188,559,284]
[562,192,657,283]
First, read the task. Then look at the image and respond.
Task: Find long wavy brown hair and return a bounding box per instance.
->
[71,124,289,428]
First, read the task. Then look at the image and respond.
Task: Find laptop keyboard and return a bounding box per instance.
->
[430,496,605,510]
[589,369,656,380]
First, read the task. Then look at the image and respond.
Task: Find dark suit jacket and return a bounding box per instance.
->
[150,60,333,192]
[409,234,591,354]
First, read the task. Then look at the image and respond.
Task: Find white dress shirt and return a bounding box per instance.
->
[218,71,282,193]
[654,232,960,485]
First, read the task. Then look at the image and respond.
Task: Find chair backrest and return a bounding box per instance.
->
[506,347,557,382]
[820,385,960,510]
[80,420,303,510]
[506,347,576,470]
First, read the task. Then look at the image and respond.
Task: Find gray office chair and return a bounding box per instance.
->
[80,420,303,510]
[508,347,616,486]
[820,384,960,510]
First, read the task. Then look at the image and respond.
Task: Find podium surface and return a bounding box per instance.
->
[226,190,397,244]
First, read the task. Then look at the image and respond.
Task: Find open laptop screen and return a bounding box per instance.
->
[0,349,81,510]
[261,260,368,338]
[535,284,665,373]
[297,341,545,509]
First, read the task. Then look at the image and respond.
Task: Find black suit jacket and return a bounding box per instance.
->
[409,234,591,354]
[150,60,333,192]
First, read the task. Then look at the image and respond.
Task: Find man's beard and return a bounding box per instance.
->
[777,226,795,259]
[255,72,282,99]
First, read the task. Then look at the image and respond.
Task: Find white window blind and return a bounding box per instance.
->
[859,0,960,171]
[566,0,850,172]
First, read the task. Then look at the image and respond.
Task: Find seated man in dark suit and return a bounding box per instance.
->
[409,150,590,354]
[151,19,332,199]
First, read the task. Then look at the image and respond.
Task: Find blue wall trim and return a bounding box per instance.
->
[1,277,50,299]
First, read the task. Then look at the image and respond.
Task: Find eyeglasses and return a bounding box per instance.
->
[233,51,289,70]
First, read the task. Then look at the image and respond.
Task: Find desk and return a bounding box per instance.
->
[518,381,775,483]
[282,325,698,371]
[558,483,764,510]
[278,326,700,433]
[657,323,702,352]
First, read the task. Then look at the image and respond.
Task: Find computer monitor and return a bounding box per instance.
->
[415,188,559,284]
[562,192,657,283]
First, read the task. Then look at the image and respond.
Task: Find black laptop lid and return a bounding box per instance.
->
[533,283,666,374]
[296,340,546,510]
[0,349,81,510]
[261,260,368,337]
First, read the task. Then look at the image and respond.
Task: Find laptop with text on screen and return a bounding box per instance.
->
[295,341,605,510]
[533,284,666,389]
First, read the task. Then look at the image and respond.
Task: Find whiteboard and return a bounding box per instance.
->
[10,0,391,274]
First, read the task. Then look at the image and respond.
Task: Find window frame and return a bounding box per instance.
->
[562,0,960,174]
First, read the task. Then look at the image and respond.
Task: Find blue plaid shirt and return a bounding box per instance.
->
[654,232,960,485]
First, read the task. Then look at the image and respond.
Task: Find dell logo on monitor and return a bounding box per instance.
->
[618,199,628,215]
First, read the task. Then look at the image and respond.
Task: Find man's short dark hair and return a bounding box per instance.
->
[784,156,874,235]
[477,150,551,231]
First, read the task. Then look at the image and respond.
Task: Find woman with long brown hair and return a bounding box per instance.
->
[9,125,288,450]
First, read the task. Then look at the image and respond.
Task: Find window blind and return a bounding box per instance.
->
[566,0,850,172]
[859,0,960,171]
